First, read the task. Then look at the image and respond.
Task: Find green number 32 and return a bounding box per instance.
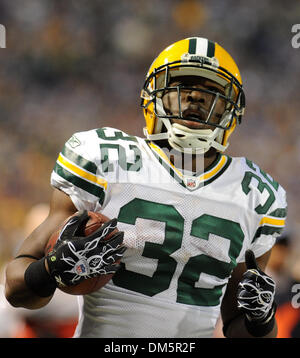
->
[113,198,244,307]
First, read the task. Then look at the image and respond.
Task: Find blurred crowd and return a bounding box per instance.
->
[0,0,299,337]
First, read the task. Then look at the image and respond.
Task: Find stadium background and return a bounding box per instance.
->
[0,0,299,338]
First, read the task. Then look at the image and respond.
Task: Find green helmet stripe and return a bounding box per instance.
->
[188,38,197,54]
[207,40,215,57]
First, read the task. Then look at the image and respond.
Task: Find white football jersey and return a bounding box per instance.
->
[50,127,287,338]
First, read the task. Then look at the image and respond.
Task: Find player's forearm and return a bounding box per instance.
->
[5,198,74,309]
[224,314,278,338]
[5,257,53,309]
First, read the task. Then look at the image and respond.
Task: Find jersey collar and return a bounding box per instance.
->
[147,141,232,191]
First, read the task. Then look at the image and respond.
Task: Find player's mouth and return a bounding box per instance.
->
[178,108,208,129]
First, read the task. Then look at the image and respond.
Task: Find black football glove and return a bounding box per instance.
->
[46,210,126,288]
[237,250,276,325]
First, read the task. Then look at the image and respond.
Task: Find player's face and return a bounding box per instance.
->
[162,76,226,130]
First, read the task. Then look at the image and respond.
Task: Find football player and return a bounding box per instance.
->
[5,37,287,338]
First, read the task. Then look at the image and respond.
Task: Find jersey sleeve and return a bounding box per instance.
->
[250,187,287,259]
[50,130,107,212]
[240,158,287,260]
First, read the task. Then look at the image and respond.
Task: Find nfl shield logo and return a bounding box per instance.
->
[75,259,89,276]
[76,264,86,275]
[186,178,197,188]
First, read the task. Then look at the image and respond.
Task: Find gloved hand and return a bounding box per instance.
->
[46,210,126,288]
[237,250,276,324]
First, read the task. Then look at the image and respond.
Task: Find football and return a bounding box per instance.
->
[45,211,119,295]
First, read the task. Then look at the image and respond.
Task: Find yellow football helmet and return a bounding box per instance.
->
[141,37,245,154]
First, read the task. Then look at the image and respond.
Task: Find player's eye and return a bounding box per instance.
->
[206,86,218,93]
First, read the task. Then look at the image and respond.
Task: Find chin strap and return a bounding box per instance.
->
[143,127,168,141]
[170,122,228,153]
[144,119,228,154]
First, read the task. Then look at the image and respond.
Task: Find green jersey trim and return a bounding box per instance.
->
[53,163,105,205]
[53,145,107,205]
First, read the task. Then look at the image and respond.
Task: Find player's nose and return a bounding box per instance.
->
[186,88,205,104]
